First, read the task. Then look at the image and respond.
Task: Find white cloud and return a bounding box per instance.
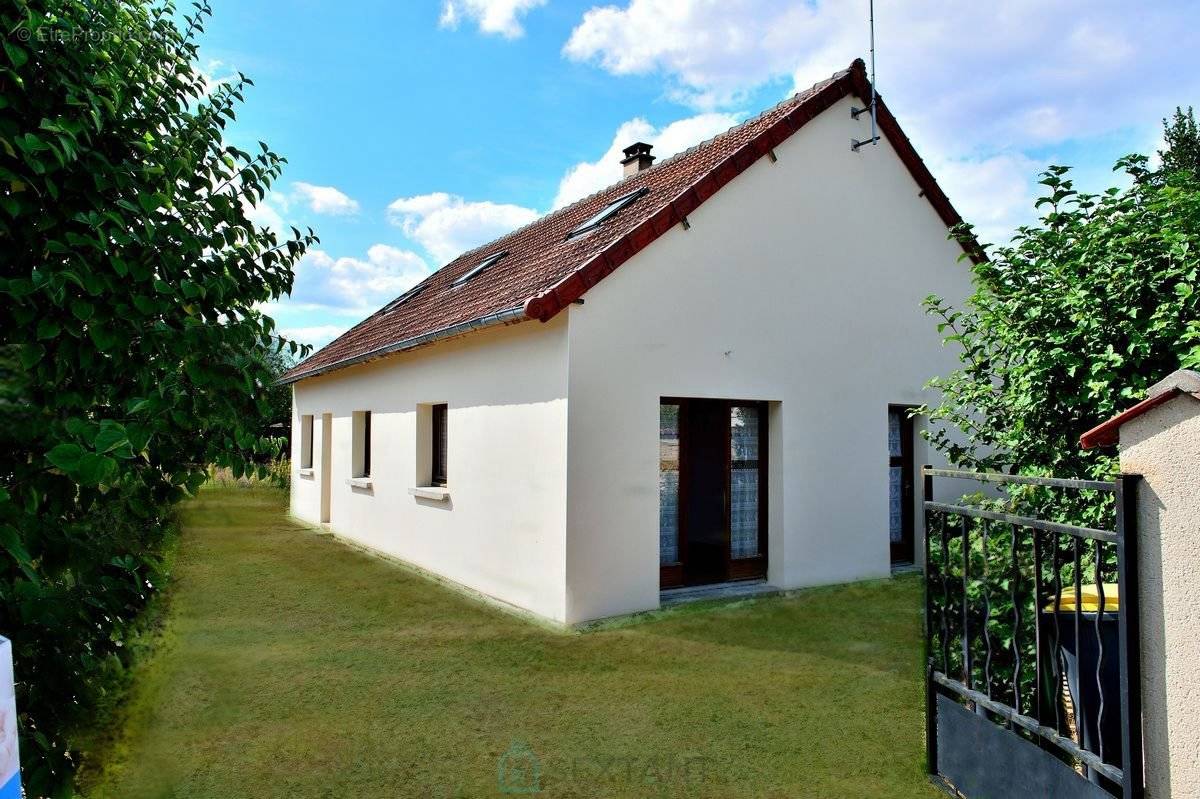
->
[242,195,287,235]
[930,152,1043,247]
[279,324,349,349]
[439,0,547,39]
[563,0,1200,242]
[387,192,539,265]
[565,0,823,109]
[289,244,432,311]
[565,0,1197,147]
[553,112,739,208]
[197,58,237,98]
[291,182,360,216]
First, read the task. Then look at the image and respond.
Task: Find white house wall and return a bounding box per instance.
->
[290,316,570,622]
[561,96,973,623]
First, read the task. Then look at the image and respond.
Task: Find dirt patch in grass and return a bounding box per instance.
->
[80,484,939,799]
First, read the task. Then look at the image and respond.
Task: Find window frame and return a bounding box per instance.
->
[566,187,649,239]
[363,410,372,478]
[381,284,425,314]
[430,403,448,487]
[300,414,314,469]
[352,410,372,479]
[452,251,508,287]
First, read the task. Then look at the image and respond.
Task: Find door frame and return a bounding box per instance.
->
[660,397,768,588]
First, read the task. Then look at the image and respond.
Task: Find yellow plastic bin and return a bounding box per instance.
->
[1043,584,1121,781]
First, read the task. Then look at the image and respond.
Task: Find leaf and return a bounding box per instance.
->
[0,524,36,582]
[93,420,129,454]
[19,342,45,369]
[37,319,61,340]
[3,41,29,69]
[76,453,117,486]
[46,443,84,472]
[65,417,97,443]
[132,295,158,315]
[88,324,119,351]
[71,299,95,321]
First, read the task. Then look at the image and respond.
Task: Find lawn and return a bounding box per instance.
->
[81,484,939,799]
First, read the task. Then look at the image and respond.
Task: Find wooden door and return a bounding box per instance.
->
[660,399,768,588]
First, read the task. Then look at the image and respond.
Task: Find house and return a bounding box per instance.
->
[281,60,975,625]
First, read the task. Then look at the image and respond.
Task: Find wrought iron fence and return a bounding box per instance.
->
[923,467,1143,799]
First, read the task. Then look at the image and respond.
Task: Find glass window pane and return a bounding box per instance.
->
[730,405,760,559]
[888,409,903,458]
[889,465,904,542]
[731,467,759,558]
[731,406,759,461]
[659,404,680,565]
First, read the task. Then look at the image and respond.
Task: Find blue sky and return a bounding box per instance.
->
[196,1,1200,349]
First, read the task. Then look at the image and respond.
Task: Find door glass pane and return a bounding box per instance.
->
[888,409,903,457]
[889,466,904,542]
[659,404,680,565]
[730,406,760,559]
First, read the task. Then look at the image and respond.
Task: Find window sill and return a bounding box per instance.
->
[347,477,373,489]
[298,468,315,478]
[408,486,450,501]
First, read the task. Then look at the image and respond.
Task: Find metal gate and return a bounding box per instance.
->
[922,467,1143,799]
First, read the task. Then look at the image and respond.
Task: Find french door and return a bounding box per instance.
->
[659,398,768,588]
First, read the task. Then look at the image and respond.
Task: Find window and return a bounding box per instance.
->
[300,415,314,469]
[431,403,447,487]
[566,188,648,239]
[730,405,763,559]
[452,251,507,287]
[381,284,425,314]
[352,411,372,478]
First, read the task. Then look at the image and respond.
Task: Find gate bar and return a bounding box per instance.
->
[1115,474,1144,799]
[924,501,1118,544]
[922,467,1115,492]
[923,470,938,777]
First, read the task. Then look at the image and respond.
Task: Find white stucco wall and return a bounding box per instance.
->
[290,316,570,622]
[1118,394,1200,798]
[560,96,972,623]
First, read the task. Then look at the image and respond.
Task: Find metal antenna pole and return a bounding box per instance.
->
[851,0,880,151]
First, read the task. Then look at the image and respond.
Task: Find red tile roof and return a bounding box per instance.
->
[1080,370,1200,448]
[282,59,971,384]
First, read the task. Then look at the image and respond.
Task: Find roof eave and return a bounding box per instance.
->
[1080,370,1200,448]
[278,305,527,385]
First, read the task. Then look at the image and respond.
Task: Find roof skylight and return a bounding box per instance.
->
[453,251,509,287]
[381,284,425,313]
[566,187,649,239]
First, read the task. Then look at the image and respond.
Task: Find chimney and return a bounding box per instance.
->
[620,142,655,176]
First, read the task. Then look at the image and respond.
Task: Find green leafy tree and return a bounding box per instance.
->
[923,153,1200,492]
[1159,106,1200,180]
[0,0,314,792]
[260,341,297,440]
[922,130,1200,720]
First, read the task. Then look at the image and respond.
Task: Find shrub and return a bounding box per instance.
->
[0,1,314,793]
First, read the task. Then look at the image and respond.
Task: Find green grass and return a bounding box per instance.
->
[81,484,939,799]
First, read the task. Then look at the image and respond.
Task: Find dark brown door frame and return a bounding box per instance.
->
[660,398,768,589]
[889,404,917,564]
